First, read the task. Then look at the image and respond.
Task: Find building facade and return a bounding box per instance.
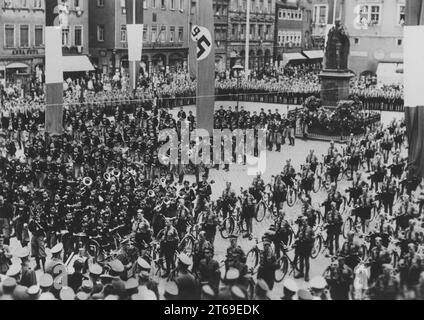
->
[310,0,343,49]
[0,0,89,88]
[213,0,229,73]
[89,0,190,76]
[343,0,405,75]
[226,0,275,72]
[274,0,314,68]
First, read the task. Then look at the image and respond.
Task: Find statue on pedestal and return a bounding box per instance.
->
[325,20,350,71]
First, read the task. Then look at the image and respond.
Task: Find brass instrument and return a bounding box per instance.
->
[83,177,93,187]
[148,190,156,198]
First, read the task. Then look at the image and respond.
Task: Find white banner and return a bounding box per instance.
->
[45,27,63,84]
[127,24,144,62]
[404,26,424,107]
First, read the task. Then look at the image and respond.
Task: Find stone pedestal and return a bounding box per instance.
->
[319,69,354,107]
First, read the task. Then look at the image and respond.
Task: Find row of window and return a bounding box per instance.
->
[98,24,184,43]
[3,24,83,48]
[278,9,303,21]
[3,0,82,9]
[110,0,185,12]
[313,3,406,26]
[230,0,274,14]
[277,31,302,46]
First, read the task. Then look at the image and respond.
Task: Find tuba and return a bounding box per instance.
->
[148,190,156,198]
[113,169,121,179]
[83,177,93,187]
[104,172,112,182]
[160,177,167,188]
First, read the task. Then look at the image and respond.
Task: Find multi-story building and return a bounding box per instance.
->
[274,0,315,68]
[89,0,190,76]
[0,0,89,88]
[310,0,343,49]
[344,0,405,78]
[227,0,275,72]
[213,0,229,73]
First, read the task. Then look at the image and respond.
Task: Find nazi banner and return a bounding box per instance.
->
[191,25,213,61]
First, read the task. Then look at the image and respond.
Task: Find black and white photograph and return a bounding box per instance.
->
[0,0,423,304]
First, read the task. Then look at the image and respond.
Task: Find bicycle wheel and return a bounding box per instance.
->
[287,188,297,207]
[196,211,206,225]
[255,202,266,223]
[343,218,353,239]
[246,248,259,274]
[179,236,195,257]
[274,256,289,283]
[391,251,399,269]
[361,244,369,261]
[220,217,234,240]
[311,236,322,259]
[313,176,322,193]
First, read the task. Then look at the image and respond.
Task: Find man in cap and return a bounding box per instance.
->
[324,202,343,256]
[199,246,220,291]
[281,278,298,300]
[225,235,246,272]
[1,277,16,300]
[0,234,12,274]
[44,243,65,276]
[28,211,46,271]
[257,236,278,290]
[218,268,239,299]
[135,257,159,299]
[18,248,37,288]
[160,217,179,278]
[192,231,212,274]
[68,259,86,292]
[339,231,362,271]
[174,253,200,300]
[368,237,390,282]
[294,216,314,282]
[6,264,21,283]
[370,264,400,300]
[163,281,179,300]
[323,256,353,300]
[39,274,54,293]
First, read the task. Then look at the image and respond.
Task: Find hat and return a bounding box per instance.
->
[76,291,90,301]
[137,258,151,271]
[39,274,54,289]
[178,253,192,266]
[104,295,119,300]
[82,280,94,292]
[38,292,56,300]
[283,278,299,293]
[257,279,270,292]
[231,286,246,300]
[2,277,17,292]
[310,276,327,290]
[297,289,313,300]
[6,264,21,277]
[139,270,150,280]
[164,281,179,298]
[226,268,240,281]
[109,260,125,273]
[201,285,215,298]
[51,243,64,255]
[89,263,103,276]
[60,287,75,301]
[13,285,29,300]
[125,278,138,291]
[27,285,40,297]
[16,247,30,259]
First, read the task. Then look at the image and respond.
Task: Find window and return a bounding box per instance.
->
[74,0,81,8]
[151,26,157,42]
[359,5,381,26]
[161,0,166,9]
[232,24,238,37]
[170,26,175,42]
[398,4,405,25]
[97,25,105,42]
[159,26,166,42]
[397,39,402,46]
[313,4,328,24]
[62,27,70,46]
[152,13,157,22]
[121,0,126,14]
[179,0,184,11]
[74,26,82,46]
[21,0,28,8]
[120,25,127,42]
[354,37,360,45]
[178,26,183,42]
[34,25,43,46]
[143,26,148,42]
[20,25,29,47]
[171,0,176,10]
[33,0,42,8]
[151,0,157,8]
[97,0,104,7]
[5,24,15,48]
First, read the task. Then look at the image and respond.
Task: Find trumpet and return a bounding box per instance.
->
[148,190,156,198]
[104,172,112,182]
[113,169,121,179]
[127,168,137,177]
[83,177,93,187]
[160,177,167,188]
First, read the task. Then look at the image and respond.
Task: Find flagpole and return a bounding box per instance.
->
[333,0,337,24]
[132,0,136,90]
[245,0,250,80]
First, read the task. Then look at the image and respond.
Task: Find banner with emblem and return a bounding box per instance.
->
[194,0,215,134]
[45,0,64,135]
[405,0,424,179]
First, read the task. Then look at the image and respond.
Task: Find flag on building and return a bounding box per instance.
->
[45,0,64,135]
[125,0,144,90]
[405,0,424,178]
[193,0,215,134]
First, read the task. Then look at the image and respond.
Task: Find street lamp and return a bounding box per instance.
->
[232,63,244,109]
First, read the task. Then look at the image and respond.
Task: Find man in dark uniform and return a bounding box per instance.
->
[325,202,343,256]
[324,256,354,300]
[28,213,47,271]
[369,237,391,282]
[339,231,362,271]
[257,237,278,290]
[174,253,200,300]
[199,247,220,292]
[160,218,180,278]
[18,248,37,287]
[225,235,246,272]
[294,216,314,282]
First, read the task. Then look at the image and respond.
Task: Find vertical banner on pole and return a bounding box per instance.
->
[45,0,64,135]
[125,0,144,91]
[188,0,198,79]
[192,0,215,134]
[405,0,424,179]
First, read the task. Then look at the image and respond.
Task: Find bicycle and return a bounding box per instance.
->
[177,223,202,257]
[274,243,300,283]
[255,190,277,222]
[220,199,248,240]
[311,225,326,259]
[287,177,300,208]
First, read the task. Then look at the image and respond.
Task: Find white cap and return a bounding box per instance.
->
[283,278,299,293]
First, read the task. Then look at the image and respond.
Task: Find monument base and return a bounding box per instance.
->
[319,69,354,107]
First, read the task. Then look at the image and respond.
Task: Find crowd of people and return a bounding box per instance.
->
[0,67,421,301]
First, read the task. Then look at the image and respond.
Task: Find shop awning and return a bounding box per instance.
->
[283,52,307,62]
[62,55,95,72]
[302,50,324,60]
[6,62,29,69]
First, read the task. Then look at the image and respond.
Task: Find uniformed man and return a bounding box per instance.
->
[294,216,314,282]
[198,247,220,291]
[369,237,391,282]
[174,253,199,300]
[370,264,400,300]
[225,235,246,272]
[192,231,212,274]
[339,231,362,271]
[28,214,46,271]
[257,236,278,290]
[0,234,12,274]
[160,218,180,278]
[17,248,37,288]
[44,243,65,277]
[323,257,353,300]
[325,202,343,256]
[163,281,179,300]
